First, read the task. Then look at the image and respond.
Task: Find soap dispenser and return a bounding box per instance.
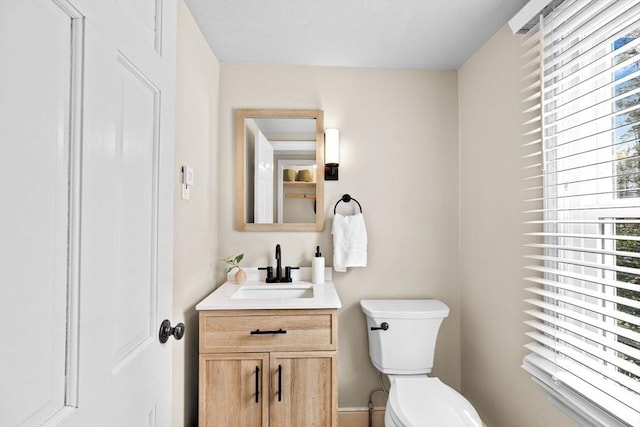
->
[312,246,325,284]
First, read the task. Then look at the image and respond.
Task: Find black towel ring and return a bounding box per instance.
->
[333,194,363,214]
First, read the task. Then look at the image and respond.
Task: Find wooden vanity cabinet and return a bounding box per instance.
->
[198,309,338,427]
[199,353,269,426]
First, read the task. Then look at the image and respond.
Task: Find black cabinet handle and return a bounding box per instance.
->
[370,322,389,331]
[277,364,282,402]
[250,329,287,335]
[255,366,260,403]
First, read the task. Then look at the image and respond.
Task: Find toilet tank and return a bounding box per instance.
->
[360,299,449,375]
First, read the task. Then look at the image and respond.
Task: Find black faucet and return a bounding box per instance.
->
[275,244,282,281]
[258,244,299,283]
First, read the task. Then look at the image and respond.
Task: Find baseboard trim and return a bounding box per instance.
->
[338,406,488,427]
[338,407,385,427]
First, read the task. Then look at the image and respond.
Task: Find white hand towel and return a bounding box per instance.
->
[332,213,368,272]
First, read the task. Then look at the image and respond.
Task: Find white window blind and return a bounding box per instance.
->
[521,1,640,426]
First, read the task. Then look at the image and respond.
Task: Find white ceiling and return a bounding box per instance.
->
[183,0,528,70]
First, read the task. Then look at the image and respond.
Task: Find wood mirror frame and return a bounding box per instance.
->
[236,109,325,231]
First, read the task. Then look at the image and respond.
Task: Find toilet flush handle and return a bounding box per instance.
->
[370,322,389,331]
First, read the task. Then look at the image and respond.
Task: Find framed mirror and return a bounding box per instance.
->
[236,109,325,231]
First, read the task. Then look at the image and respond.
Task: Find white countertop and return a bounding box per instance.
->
[196,267,342,311]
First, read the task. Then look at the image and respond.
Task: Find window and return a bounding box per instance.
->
[521,1,640,426]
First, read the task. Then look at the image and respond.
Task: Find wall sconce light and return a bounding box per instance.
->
[324,128,340,181]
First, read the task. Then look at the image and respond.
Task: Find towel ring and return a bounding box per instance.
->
[333,194,363,214]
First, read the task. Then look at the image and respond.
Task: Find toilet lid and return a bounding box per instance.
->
[388,377,483,427]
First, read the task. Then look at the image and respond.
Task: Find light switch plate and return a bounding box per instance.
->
[181,165,193,200]
[182,166,194,186]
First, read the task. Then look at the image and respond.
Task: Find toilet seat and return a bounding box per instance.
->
[387,377,482,427]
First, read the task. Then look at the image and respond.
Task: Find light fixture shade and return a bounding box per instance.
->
[324,129,340,165]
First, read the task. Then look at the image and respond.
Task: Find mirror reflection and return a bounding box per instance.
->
[236,109,324,232]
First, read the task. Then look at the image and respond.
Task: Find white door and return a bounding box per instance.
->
[254,130,274,223]
[0,1,176,426]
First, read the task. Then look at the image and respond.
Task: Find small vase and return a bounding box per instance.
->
[234,268,247,284]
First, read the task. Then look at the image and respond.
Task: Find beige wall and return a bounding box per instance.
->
[173,3,220,426]
[458,26,577,427]
[217,64,461,408]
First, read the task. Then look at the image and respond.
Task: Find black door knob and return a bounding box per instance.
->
[159,319,185,343]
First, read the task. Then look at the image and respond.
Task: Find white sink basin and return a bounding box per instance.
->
[231,284,314,300]
[195,268,341,310]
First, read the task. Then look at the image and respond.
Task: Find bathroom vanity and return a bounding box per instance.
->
[196,268,340,427]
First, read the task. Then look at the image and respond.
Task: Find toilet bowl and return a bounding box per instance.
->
[360,299,482,427]
[385,377,482,427]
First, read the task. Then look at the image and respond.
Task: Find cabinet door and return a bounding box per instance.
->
[270,351,337,427]
[199,353,269,427]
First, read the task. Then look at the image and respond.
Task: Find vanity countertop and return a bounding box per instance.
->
[196,267,341,311]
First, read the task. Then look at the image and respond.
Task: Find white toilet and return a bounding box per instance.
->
[360,299,482,427]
